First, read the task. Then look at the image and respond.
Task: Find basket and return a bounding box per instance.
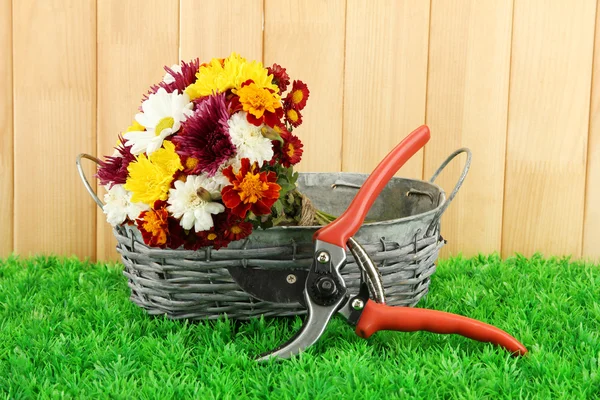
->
[77,148,471,320]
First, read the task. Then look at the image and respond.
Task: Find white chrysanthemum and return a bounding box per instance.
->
[167,175,225,232]
[124,88,193,155]
[103,184,149,226]
[227,112,274,166]
[163,64,182,84]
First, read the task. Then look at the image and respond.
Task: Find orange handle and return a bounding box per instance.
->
[355,300,528,356]
[314,126,430,248]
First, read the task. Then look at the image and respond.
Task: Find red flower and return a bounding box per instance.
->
[284,104,303,128]
[268,63,291,93]
[221,214,253,242]
[273,130,303,167]
[136,201,185,249]
[284,80,309,110]
[221,158,281,218]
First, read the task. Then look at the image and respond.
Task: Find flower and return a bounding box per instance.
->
[135,200,186,248]
[285,80,309,110]
[227,112,274,166]
[273,130,303,167]
[185,53,278,100]
[237,80,282,119]
[124,88,194,155]
[136,202,170,247]
[222,216,253,242]
[284,106,303,128]
[163,64,182,84]
[144,58,201,100]
[96,136,136,188]
[102,184,149,226]
[124,141,183,205]
[167,174,225,232]
[172,93,236,176]
[221,158,281,218]
[267,63,290,93]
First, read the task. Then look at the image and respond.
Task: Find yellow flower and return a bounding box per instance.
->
[124,141,183,205]
[126,120,146,132]
[185,53,278,100]
[236,82,281,119]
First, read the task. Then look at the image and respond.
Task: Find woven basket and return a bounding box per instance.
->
[77,149,471,320]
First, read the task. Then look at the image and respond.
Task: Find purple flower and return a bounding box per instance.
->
[143,58,201,102]
[96,136,136,188]
[172,93,236,176]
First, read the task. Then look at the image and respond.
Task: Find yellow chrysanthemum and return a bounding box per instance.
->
[185,53,278,100]
[236,82,281,119]
[124,141,183,205]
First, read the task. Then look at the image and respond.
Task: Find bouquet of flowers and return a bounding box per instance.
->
[96,53,332,250]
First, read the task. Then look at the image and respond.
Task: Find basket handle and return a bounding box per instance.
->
[76,153,105,210]
[426,148,472,235]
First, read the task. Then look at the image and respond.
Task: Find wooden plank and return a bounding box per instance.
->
[583,0,600,261]
[96,0,179,262]
[343,0,430,178]
[424,0,513,256]
[13,0,96,258]
[502,0,596,257]
[179,0,263,62]
[263,0,345,172]
[0,0,12,257]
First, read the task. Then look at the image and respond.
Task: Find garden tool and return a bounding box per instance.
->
[234,125,528,361]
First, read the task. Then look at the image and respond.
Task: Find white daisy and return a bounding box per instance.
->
[163,64,182,84]
[103,184,149,226]
[227,112,274,166]
[124,87,193,155]
[167,175,225,232]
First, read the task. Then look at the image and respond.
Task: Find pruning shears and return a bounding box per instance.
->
[233,125,528,361]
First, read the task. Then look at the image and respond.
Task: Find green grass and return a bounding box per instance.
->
[0,254,598,399]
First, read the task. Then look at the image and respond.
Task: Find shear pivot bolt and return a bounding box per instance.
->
[351,298,364,310]
[317,251,330,264]
[315,276,337,297]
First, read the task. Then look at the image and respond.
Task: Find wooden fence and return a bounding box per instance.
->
[1,0,598,261]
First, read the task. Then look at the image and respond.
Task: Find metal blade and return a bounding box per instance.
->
[227,267,308,305]
[256,289,346,361]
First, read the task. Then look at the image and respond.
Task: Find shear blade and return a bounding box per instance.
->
[256,290,346,361]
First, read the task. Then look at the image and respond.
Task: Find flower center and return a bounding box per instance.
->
[286,109,299,122]
[292,89,304,104]
[230,225,243,235]
[185,157,199,170]
[286,143,296,158]
[238,172,269,204]
[155,116,175,136]
[207,233,217,241]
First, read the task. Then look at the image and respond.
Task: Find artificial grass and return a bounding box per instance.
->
[0,254,598,399]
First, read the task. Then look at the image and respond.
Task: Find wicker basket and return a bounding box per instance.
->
[77,148,471,320]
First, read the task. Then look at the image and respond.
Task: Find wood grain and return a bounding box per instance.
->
[263,0,345,172]
[424,0,513,256]
[0,0,12,257]
[179,0,263,62]
[13,0,96,258]
[343,0,430,178]
[502,0,596,257]
[583,0,600,261]
[96,0,179,261]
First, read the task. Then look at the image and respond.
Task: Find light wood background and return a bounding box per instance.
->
[1,0,599,262]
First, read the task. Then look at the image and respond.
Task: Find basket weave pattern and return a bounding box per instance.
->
[116,225,444,320]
